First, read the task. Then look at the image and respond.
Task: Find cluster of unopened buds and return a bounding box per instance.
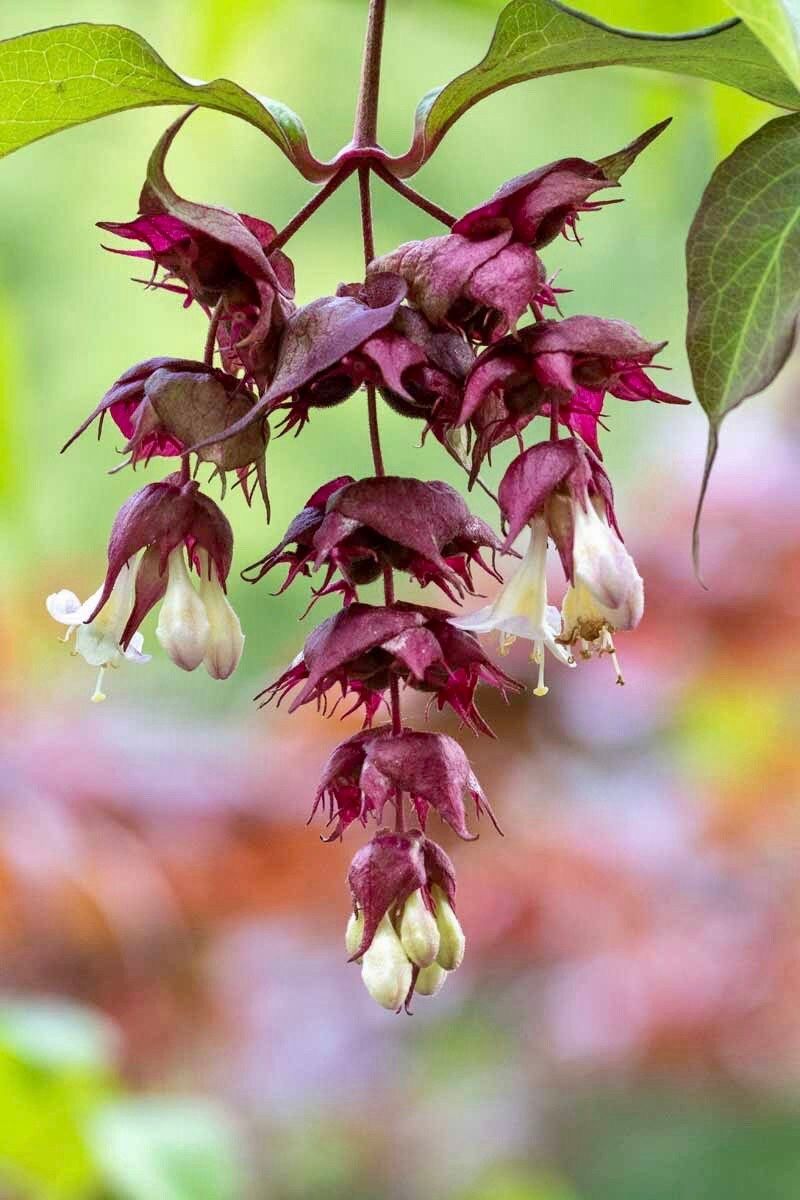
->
[48,106,685,1010]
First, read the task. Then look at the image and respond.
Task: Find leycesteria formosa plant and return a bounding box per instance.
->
[4,0,797,1011]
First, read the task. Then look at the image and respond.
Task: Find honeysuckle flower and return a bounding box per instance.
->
[311,725,497,841]
[258,601,521,735]
[496,437,643,684]
[557,497,644,683]
[346,829,465,1010]
[451,518,574,697]
[62,359,269,510]
[247,475,503,606]
[458,316,687,475]
[99,111,295,390]
[369,227,559,344]
[72,476,244,681]
[46,562,150,703]
[452,120,671,248]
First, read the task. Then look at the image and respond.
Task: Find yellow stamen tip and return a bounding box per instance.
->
[533,685,549,697]
[91,691,107,704]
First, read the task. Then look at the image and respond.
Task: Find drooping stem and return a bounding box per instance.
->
[549,396,560,441]
[373,164,455,228]
[358,158,404,799]
[359,166,385,474]
[353,0,388,149]
[269,165,355,253]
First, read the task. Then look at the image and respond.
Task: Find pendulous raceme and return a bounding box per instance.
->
[47,109,684,1011]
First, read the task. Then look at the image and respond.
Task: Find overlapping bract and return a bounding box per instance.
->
[312,726,497,841]
[246,475,502,604]
[259,600,520,734]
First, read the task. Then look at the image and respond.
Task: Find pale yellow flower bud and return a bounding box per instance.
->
[415,961,447,997]
[156,548,210,671]
[399,889,440,968]
[432,884,465,971]
[196,553,245,680]
[361,914,412,1011]
[345,909,364,959]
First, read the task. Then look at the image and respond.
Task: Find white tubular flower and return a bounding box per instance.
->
[415,961,447,998]
[195,550,245,680]
[432,884,466,972]
[155,548,210,672]
[399,889,440,969]
[450,516,574,697]
[345,910,365,961]
[46,561,149,703]
[559,498,644,684]
[360,913,413,1011]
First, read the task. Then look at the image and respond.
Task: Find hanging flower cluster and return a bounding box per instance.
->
[47,109,685,1010]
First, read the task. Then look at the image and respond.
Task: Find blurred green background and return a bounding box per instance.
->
[3,2,800,1199]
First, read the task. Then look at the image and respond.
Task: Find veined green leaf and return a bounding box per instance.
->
[390,0,800,175]
[686,112,800,568]
[727,0,800,91]
[0,23,330,181]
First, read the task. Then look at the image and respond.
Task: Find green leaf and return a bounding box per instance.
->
[727,0,800,90]
[686,112,800,570]
[390,0,800,175]
[0,23,330,181]
[88,1098,245,1200]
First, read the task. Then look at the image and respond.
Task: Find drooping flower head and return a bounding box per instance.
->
[80,475,244,680]
[498,438,643,682]
[452,119,671,248]
[62,358,270,510]
[259,600,521,734]
[369,228,559,344]
[459,315,687,477]
[346,829,466,1010]
[99,111,295,389]
[245,475,503,606]
[312,726,497,841]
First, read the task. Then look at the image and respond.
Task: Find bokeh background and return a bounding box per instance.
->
[2,1,800,1197]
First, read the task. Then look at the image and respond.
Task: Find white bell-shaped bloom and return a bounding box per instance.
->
[46,561,149,702]
[155,548,210,672]
[399,889,440,968]
[450,517,574,696]
[432,885,466,972]
[361,913,412,1011]
[559,498,644,684]
[195,550,245,680]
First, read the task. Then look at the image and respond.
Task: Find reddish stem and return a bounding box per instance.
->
[550,396,561,441]
[352,0,387,149]
[269,165,354,253]
[373,164,455,228]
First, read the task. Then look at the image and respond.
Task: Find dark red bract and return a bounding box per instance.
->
[312,725,497,841]
[347,829,457,959]
[89,476,234,650]
[246,476,503,605]
[257,601,521,734]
